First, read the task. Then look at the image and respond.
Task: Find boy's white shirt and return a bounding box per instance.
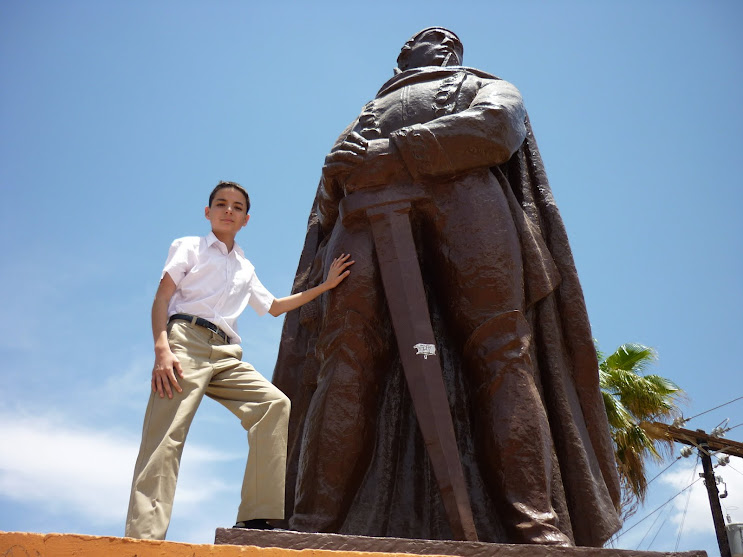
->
[162,231,275,344]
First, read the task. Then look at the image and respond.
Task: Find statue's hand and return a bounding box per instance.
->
[323,132,369,179]
[323,134,410,191]
[346,138,410,189]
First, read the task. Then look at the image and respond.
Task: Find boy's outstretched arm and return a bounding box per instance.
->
[151,273,184,399]
[268,253,354,317]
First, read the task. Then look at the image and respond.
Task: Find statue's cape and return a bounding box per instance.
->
[273,67,622,546]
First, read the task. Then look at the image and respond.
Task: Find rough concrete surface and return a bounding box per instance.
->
[0,531,453,557]
[215,528,708,557]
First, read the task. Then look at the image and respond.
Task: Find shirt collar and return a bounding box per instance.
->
[206,231,244,257]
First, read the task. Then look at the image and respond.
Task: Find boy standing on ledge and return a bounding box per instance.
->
[125,180,353,540]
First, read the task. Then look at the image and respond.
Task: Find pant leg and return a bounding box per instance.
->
[125,321,213,540]
[430,173,570,545]
[205,344,290,522]
[290,223,392,532]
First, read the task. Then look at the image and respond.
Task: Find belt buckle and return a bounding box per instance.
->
[207,321,226,343]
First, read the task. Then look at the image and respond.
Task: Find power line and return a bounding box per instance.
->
[659,423,739,556]
[613,476,704,541]
[723,462,743,477]
[646,510,670,552]
[646,456,683,488]
[636,503,666,550]
[640,453,694,550]
[681,395,743,424]
[674,458,698,552]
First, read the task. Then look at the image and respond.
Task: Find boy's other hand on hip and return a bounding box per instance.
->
[152,350,184,399]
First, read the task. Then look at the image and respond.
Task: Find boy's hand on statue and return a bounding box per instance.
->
[325,253,355,289]
[152,350,184,399]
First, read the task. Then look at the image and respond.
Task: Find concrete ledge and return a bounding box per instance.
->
[0,531,708,557]
[215,528,708,557]
[0,531,448,557]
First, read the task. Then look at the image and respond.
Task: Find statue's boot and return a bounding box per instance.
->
[464,310,571,546]
[290,310,387,533]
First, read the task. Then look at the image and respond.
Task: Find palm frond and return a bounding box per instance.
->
[594,339,605,364]
[598,341,685,519]
[602,343,657,374]
[602,389,633,431]
[601,367,682,422]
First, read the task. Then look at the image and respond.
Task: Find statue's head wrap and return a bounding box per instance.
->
[396,27,463,70]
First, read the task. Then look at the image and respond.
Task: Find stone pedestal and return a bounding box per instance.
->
[215,528,707,557]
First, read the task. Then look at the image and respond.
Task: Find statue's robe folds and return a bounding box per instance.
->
[272,66,622,546]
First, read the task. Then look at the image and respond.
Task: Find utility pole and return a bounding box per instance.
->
[699,439,731,557]
[651,423,743,557]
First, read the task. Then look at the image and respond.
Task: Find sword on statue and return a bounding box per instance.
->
[339,184,479,542]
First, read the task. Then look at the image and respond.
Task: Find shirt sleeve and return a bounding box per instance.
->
[161,237,197,286]
[247,271,275,316]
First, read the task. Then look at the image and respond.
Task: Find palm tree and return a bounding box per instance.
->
[597,342,684,518]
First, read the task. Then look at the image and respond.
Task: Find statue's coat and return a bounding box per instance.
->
[273,67,621,546]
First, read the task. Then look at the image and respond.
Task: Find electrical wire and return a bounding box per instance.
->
[614,404,742,547]
[635,503,666,550]
[613,476,704,540]
[724,462,743,477]
[682,395,743,423]
[720,488,738,518]
[674,457,698,551]
[646,456,683,488]
[646,508,671,551]
[714,418,730,431]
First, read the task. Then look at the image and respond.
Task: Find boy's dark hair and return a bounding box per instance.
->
[209,181,251,213]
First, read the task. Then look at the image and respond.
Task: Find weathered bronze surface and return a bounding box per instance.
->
[273,27,622,546]
[366,197,477,541]
[215,529,708,557]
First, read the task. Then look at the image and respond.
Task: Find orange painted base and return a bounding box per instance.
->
[0,531,441,557]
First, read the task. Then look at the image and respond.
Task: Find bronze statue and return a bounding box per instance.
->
[273,27,622,546]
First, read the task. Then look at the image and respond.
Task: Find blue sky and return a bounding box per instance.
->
[1,1,741,555]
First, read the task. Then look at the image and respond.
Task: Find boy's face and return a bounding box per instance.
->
[205,187,250,236]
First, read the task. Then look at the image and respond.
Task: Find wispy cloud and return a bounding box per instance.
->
[0,412,239,530]
[661,456,743,534]
[0,412,136,524]
[611,454,743,554]
[97,353,156,412]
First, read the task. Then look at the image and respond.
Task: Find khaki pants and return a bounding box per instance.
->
[125,320,290,540]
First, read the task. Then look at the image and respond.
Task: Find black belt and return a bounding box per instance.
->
[168,313,231,344]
